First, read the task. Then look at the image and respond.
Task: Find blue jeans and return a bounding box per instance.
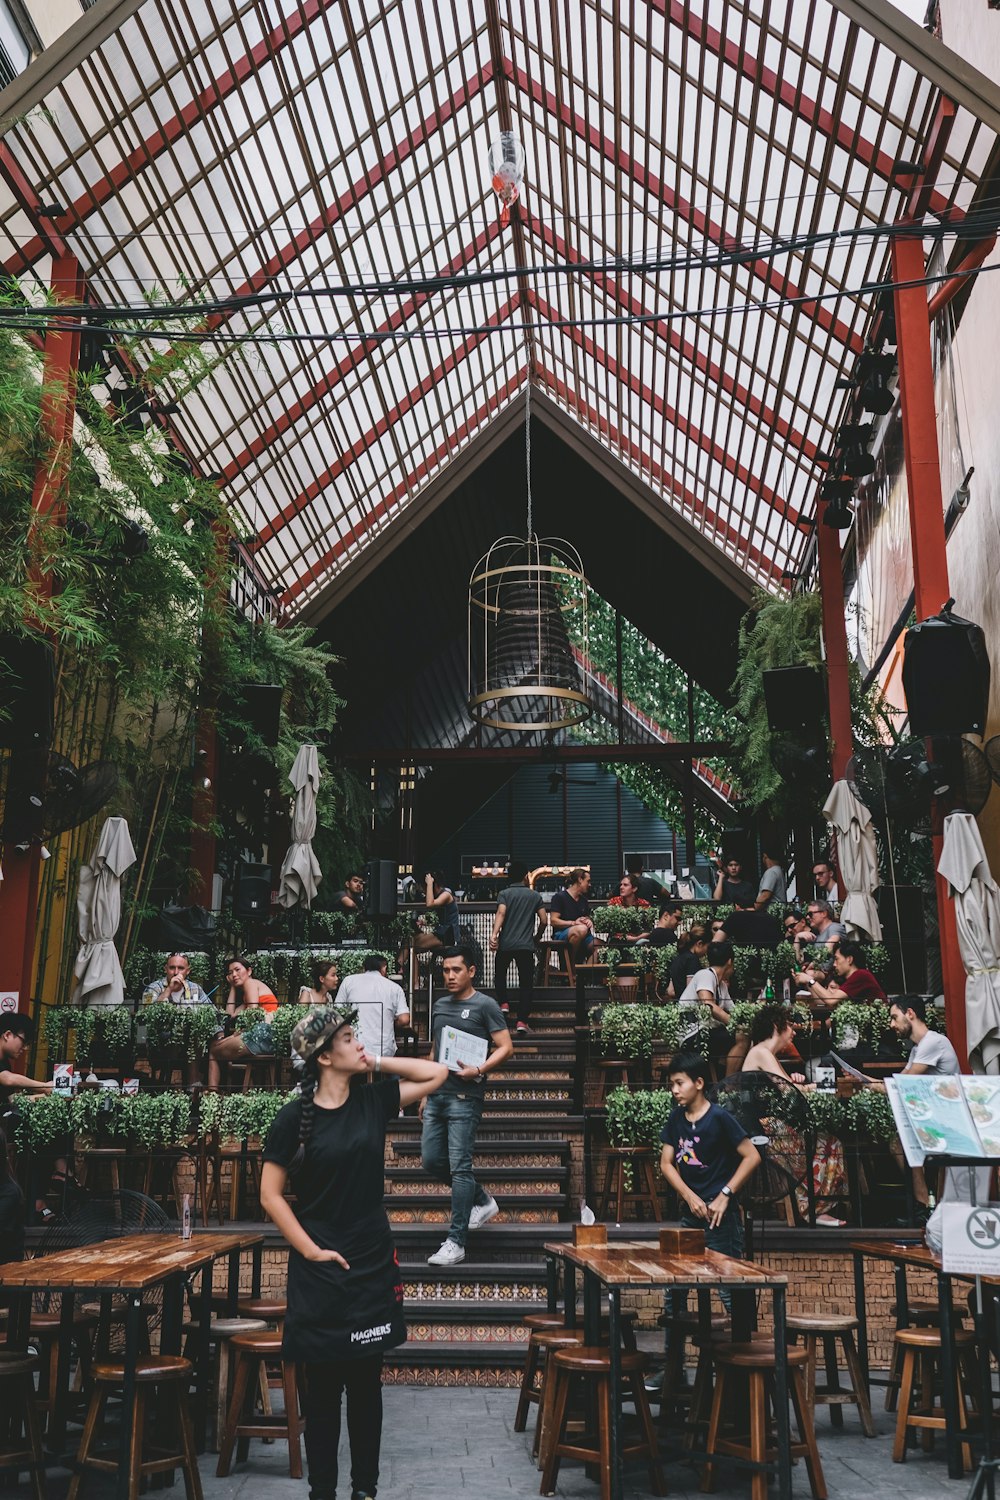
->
[680,1204,744,1311]
[421,1091,489,1246]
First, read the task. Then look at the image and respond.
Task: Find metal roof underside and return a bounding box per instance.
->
[0,0,998,616]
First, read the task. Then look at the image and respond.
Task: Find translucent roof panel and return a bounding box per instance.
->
[0,0,995,613]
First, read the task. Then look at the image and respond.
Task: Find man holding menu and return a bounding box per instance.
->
[421,947,513,1266]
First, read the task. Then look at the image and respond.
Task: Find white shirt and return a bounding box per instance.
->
[678,968,733,1038]
[337,971,409,1057]
[904,1028,960,1075]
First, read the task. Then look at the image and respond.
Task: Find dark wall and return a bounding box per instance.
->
[425,760,686,897]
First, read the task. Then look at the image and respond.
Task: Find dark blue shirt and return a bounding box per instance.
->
[660,1101,748,1205]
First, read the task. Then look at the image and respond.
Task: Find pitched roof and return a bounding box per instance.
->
[0,0,996,616]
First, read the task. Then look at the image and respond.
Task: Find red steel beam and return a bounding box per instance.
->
[536,365,786,585]
[905,97,957,221]
[655,1,955,220]
[926,234,996,322]
[243,219,506,519]
[281,368,526,607]
[892,230,967,1066]
[5,0,343,276]
[525,211,818,461]
[0,254,84,1021]
[509,60,862,354]
[531,289,805,529]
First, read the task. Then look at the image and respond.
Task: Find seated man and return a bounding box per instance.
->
[142,952,215,1085]
[337,954,410,1059]
[803,900,846,954]
[648,901,683,948]
[547,867,595,967]
[141,952,210,1008]
[797,938,887,1011]
[330,872,365,914]
[723,884,781,950]
[755,846,787,910]
[813,859,840,904]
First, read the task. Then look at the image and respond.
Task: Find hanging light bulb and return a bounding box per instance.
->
[487,131,525,229]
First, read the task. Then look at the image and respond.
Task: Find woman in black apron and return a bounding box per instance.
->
[261,1003,447,1500]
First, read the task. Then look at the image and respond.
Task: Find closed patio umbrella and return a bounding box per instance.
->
[72,815,136,1009]
[278,743,322,909]
[937,811,1000,1074]
[822,780,882,941]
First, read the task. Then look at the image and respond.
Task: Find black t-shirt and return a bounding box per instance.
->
[331,890,362,913]
[660,1101,748,1204]
[718,876,745,902]
[635,875,665,904]
[647,927,676,949]
[550,890,590,925]
[724,908,781,950]
[263,1078,400,1226]
[668,950,702,993]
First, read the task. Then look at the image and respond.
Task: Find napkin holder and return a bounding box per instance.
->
[572,1224,608,1248]
[659,1227,705,1255]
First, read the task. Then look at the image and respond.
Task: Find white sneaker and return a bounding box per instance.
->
[469,1194,500,1230]
[427,1238,465,1266]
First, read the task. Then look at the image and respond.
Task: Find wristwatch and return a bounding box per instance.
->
[720,1185,733,1198]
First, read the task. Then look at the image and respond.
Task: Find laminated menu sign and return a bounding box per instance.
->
[890,1074,1000,1160]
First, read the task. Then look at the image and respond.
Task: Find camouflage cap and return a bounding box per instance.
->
[290,1002,360,1063]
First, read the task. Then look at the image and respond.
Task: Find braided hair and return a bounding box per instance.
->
[290,1057,321,1173]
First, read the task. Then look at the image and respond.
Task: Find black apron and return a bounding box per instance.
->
[283,1207,406,1363]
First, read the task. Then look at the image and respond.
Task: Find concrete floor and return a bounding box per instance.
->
[40,1383,967,1500]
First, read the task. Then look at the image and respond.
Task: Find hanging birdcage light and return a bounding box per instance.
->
[487,130,525,228]
[468,534,591,732]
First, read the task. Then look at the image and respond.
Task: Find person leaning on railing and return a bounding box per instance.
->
[207,955,278,1086]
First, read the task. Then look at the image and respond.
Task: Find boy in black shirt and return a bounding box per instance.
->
[659,1051,759,1261]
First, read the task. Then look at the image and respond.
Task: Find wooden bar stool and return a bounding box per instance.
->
[29,1309,97,1429]
[68,1354,201,1500]
[519,1311,640,1456]
[702,1341,826,1500]
[596,1146,660,1222]
[786,1313,875,1436]
[656,1308,729,1422]
[216,1329,302,1479]
[539,940,575,987]
[540,1344,665,1500]
[181,1316,267,1451]
[0,1351,46,1500]
[595,1059,635,1103]
[236,1296,286,1324]
[885,1298,966,1411]
[891,1326,978,1471]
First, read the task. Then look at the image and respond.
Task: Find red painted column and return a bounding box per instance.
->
[816,507,854,781]
[0,255,84,1020]
[891,231,968,1064]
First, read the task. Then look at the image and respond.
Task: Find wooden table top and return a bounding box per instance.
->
[543,1240,788,1288]
[850,1235,1000,1286]
[0,1231,257,1291]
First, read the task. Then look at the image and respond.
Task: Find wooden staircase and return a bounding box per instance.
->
[384,985,592,1384]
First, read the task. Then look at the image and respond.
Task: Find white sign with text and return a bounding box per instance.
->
[941,1201,1000,1275]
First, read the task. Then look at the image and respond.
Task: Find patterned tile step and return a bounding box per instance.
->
[401,1280,547,1301]
[404,1321,530,1343]
[384,1177,563,1197]
[387,1207,560,1224]
[390,1151,569,1171]
[382,1363,521,1387]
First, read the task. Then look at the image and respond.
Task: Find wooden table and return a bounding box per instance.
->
[0,1229,264,1498]
[850,1236,999,1479]
[544,1240,791,1500]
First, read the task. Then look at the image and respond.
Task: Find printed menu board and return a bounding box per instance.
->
[889,1075,1000,1160]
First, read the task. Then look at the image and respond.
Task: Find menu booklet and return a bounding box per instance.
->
[886,1075,1000,1163]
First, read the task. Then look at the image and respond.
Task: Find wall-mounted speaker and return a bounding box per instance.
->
[762,666,827,735]
[365,859,397,918]
[902,607,990,738]
[235,862,272,917]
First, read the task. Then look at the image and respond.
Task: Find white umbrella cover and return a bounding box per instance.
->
[278,744,322,909]
[72,816,137,1010]
[937,811,1000,1074]
[822,780,882,941]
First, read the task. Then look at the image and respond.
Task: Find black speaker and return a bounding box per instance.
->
[235,862,272,917]
[902,606,990,737]
[365,859,397,918]
[0,633,55,751]
[875,884,926,993]
[762,666,827,735]
[241,684,283,747]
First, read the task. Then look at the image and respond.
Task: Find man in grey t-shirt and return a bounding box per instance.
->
[422,947,513,1266]
[884,996,964,1220]
[490,860,545,1032]
[756,846,787,908]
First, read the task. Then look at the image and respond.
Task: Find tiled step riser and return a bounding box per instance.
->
[404,1318,530,1345]
[387,1207,560,1224]
[400,1278,547,1302]
[391,1152,567,1170]
[385,1177,563,1198]
[383,1357,522,1387]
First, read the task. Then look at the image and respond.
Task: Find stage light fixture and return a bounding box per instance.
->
[836,423,876,478]
[857,352,897,415]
